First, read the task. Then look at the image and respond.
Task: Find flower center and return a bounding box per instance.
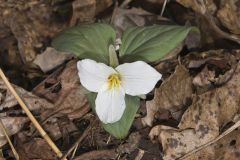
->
[107,73,121,89]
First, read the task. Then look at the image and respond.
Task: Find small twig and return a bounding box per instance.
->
[106,135,111,144]
[61,122,93,160]
[70,144,79,159]
[0,119,19,160]
[178,120,240,159]
[134,149,145,160]
[160,0,168,17]
[0,69,65,159]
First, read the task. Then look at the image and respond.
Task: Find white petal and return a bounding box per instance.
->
[116,61,162,96]
[77,59,116,92]
[95,86,125,123]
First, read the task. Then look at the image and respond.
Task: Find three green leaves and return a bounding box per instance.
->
[52,23,198,139]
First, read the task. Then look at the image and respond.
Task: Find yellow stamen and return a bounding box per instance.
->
[107,73,121,89]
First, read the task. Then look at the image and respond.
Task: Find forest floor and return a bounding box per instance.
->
[0,0,240,159]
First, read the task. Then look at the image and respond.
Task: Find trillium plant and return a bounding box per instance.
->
[77,59,161,123]
[52,23,198,138]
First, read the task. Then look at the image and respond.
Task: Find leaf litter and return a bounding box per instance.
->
[0,0,240,159]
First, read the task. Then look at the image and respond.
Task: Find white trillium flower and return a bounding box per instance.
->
[77,59,162,124]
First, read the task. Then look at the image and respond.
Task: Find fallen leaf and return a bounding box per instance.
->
[184,50,238,93]
[33,60,90,120]
[176,0,240,44]
[0,117,28,147]
[142,65,193,126]
[70,0,113,26]
[0,79,54,110]
[17,138,57,160]
[34,47,73,73]
[183,128,240,159]
[0,1,69,62]
[217,0,240,35]
[176,0,217,15]
[112,7,166,37]
[150,60,240,159]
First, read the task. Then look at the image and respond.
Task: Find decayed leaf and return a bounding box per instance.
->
[150,61,240,160]
[0,79,54,110]
[0,1,69,62]
[0,117,28,147]
[176,0,240,44]
[112,7,160,37]
[176,0,217,15]
[33,60,90,120]
[70,0,112,26]
[183,128,240,159]
[217,0,240,35]
[33,47,73,73]
[184,50,238,93]
[17,138,57,160]
[142,65,192,126]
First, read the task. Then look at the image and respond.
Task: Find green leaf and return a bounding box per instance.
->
[86,93,140,139]
[119,25,199,62]
[52,23,116,64]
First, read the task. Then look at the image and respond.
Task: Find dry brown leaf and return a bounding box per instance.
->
[184,50,239,93]
[33,60,90,120]
[217,0,240,35]
[0,1,69,62]
[112,7,164,37]
[33,47,73,73]
[176,0,240,44]
[17,138,58,160]
[182,128,240,160]
[142,65,192,126]
[176,0,217,15]
[0,117,28,147]
[70,0,112,26]
[0,79,54,110]
[150,60,240,159]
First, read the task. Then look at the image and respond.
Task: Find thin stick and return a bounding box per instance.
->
[70,144,79,159]
[0,119,19,160]
[160,0,168,17]
[178,120,240,159]
[0,69,64,159]
[134,149,144,160]
[61,124,92,160]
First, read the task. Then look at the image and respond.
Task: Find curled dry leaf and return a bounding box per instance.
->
[33,47,73,73]
[217,0,240,35]
[0,79,54,110]
[176,0,240,43]
[176,0,217,15]
[142,65,192,126]
[17,138,57,160]
[70,0,112,26]
[112,7,164,37]
[184,50,239,93]
[150,60,240,160]
[33,60,90,120]
[117,132,141,154]
[0,1,69,62]
[0,117,28,147]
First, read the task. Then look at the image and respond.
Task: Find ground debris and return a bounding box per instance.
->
[33,60,90,120]
[142,65,193,126]
[150,58,240,159]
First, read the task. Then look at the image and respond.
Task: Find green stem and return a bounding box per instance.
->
[109,45,119,68]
